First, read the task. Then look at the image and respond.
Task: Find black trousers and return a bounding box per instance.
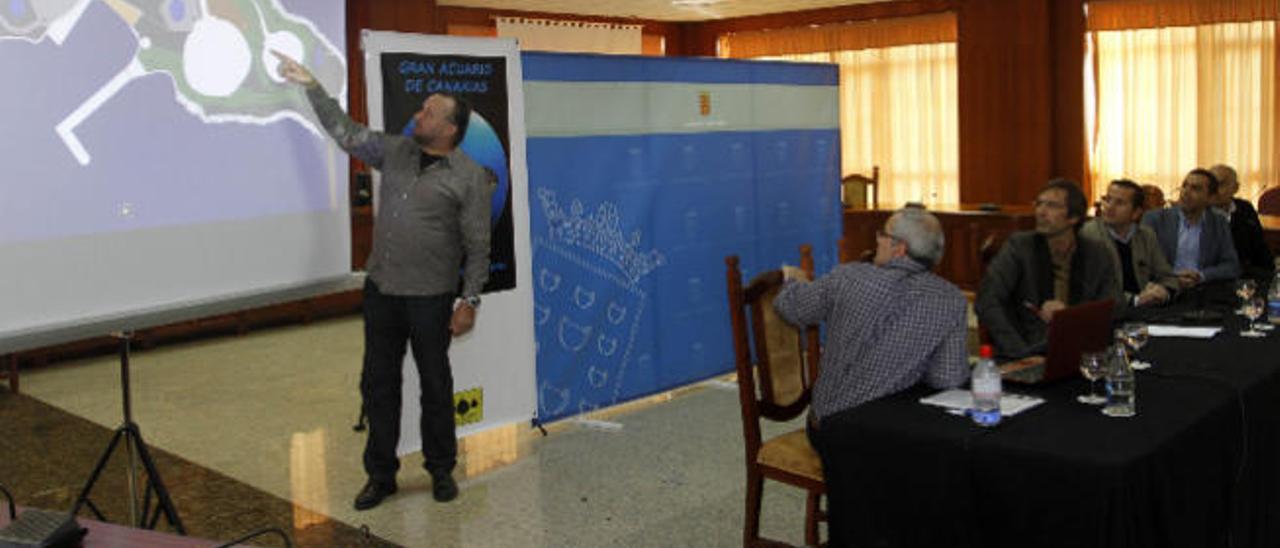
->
[361,279,456,484]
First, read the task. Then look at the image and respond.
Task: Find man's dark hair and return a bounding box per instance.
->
[1040,177,1087,223]
[1110,178,1145,210]
[1186,168,1220,195]
[438,92,472,148]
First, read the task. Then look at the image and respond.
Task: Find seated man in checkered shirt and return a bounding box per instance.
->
[774,208,970,436]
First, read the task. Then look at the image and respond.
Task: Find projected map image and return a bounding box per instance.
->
[0,0,346,244]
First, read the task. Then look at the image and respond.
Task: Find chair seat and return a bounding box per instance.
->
[757,428,823,483]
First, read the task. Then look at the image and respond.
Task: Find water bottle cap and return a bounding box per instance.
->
[980,344,993,358]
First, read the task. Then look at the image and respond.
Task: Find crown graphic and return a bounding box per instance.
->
[536,188,665,283]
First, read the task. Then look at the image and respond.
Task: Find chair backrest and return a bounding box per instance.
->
[725,246,821,457]
[1258,186,1280,216]
[976,233,1005,346]
[1141,184,1166,209]
[978,233,1004,279]
[841,166,880,210]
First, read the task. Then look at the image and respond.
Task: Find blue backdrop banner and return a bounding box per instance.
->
[524,53,841,423]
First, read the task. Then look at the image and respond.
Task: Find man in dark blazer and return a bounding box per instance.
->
[1079,179,1179,311]
[977,179,1118,359]
[1209,164,1274,281]
[1142,168,1241,288]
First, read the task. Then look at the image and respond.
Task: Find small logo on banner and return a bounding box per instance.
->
[454,387,483,425]
[698,91,711,116]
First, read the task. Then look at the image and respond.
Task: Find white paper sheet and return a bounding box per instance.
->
[1147,325,1221,339]
[919,389,1045,417]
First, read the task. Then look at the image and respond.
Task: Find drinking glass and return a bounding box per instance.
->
[1236,280,1257,315]
[1242,297,1266,338]
[1077,352,1106,404]
[1122,322,1151,370]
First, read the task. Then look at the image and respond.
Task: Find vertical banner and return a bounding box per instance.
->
[378,52,516,292]
[361,32,535,449]
[523,53,841,423]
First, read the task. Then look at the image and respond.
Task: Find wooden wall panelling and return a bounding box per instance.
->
[1050,0,1088,192]
[957,0,1053,207]
[680,0,954,56]
[957,0,1087,207]
[696,0,955,39]
[840,209,892,266]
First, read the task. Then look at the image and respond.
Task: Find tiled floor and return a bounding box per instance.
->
[18,316,817,547]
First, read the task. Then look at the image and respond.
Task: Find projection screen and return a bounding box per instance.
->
[0,0,356,354]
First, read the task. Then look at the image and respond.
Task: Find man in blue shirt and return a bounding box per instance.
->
[1142,169,1240,289]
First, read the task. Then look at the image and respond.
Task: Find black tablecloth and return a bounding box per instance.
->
[818,299,1280,548]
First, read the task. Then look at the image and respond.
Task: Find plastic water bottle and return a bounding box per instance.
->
[1103,337,1136,418]
[1268,270,1280,326]
[971,344,1002,427]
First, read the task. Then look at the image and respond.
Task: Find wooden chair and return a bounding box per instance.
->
[725,245,825,548]
[976,233,1005,346]
[978,233,1003,279]
[1258,186,1280,216]
[841,166,880,210]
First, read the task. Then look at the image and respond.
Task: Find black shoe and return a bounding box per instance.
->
[431,472,458,502]
[354,480,397,511]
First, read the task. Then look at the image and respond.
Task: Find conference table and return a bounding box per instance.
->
[818,295,1280,548]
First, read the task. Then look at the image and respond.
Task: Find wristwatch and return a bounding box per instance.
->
[460,295,481,309]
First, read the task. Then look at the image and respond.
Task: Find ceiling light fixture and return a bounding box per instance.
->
[671,0,724,7]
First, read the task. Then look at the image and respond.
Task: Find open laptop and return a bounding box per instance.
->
[999,298,1114,384]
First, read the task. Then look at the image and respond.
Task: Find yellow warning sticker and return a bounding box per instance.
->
[454,387,483,426]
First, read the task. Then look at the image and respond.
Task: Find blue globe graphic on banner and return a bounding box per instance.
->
[403,113,510,225]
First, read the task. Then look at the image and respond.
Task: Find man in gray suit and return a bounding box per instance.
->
[1141,169,1240,288]
[1080,179,1179,310]
[977,179,1118,359]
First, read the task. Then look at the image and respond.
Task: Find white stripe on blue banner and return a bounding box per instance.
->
[524,81,838,137]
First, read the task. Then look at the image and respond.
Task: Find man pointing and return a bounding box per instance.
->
[275,51,493,509]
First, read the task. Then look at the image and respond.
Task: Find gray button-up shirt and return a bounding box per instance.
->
[306,85,493,297]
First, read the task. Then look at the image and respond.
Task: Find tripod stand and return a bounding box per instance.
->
[72,333,185,534]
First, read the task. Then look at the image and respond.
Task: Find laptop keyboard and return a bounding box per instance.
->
[0,508,78,544]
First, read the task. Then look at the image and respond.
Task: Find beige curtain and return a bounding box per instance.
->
[495,16,642,54]
[720,14,959,209]
[1088,20,1275,202]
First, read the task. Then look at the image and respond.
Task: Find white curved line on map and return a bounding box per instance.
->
[46,0,92,45]
[56,57,146,165]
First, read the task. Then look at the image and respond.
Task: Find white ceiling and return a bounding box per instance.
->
[438,0,889,22]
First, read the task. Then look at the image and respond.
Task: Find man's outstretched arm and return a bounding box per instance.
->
[273,51,389,170]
